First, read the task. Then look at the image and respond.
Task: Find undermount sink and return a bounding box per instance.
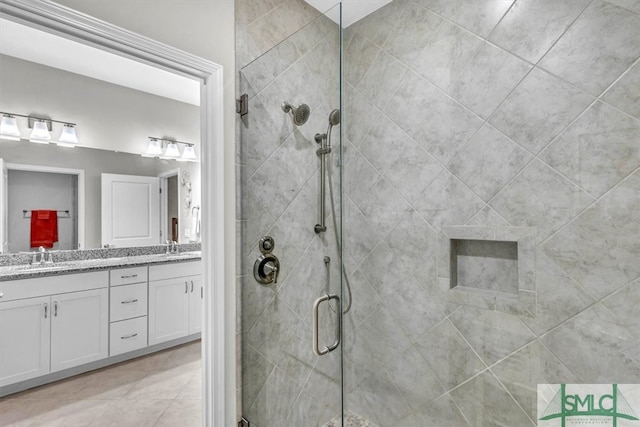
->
[14,264,69,273]
[163,251,200,258]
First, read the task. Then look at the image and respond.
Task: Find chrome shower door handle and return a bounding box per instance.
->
[312,293,341,356]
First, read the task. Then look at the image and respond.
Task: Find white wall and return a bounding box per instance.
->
[52,1,237,424]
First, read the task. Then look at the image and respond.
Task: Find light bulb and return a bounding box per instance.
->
[29,120,51,144]
[0,115,21,141]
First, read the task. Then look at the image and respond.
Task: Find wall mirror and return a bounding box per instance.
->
[0,17,202,253]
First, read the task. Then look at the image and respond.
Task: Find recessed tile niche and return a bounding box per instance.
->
[439,226,536,317]
[451,239,519,295]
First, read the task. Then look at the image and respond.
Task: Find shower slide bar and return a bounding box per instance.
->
[312,293,341,356]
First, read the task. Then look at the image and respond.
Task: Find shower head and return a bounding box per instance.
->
[282,102,310,126]
[328,109,340,126]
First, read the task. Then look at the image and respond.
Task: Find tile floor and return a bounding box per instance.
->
[324,412,377,427]
[0,340,202,427]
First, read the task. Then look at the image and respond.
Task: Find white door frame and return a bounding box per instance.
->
[0,2,229,426]
[5,162,85,250]
[158,168,181,243]
[0,158,7,254]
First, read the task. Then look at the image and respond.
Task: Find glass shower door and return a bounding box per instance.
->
[238,3,344,426]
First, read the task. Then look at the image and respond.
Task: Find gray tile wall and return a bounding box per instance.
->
[238,0,640,425]
[342,0,640,425]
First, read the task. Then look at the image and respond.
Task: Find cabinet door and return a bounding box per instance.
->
[101,173,160,248]
[0,296,50,386]
[148,278,189,345]
[188,275,203,335]
[50,288,108,373]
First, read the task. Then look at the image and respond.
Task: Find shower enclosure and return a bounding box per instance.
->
[237,0,640,425]
[238,3,345,425]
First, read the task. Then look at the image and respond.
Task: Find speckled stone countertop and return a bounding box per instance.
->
[0,244,201,281]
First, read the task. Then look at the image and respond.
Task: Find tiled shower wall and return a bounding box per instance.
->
[237,0,640,425]
[341,0,640,425]
[236,1,343,425]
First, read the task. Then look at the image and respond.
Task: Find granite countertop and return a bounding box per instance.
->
[0,251,202,281]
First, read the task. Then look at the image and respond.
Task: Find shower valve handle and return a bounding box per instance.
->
[253,254,280,285]
[265,263,279,284]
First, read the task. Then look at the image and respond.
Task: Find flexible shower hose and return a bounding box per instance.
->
[326,152,353,315]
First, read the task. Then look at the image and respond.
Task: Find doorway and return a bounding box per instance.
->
[0,2,228,426]
[159,169,181,244]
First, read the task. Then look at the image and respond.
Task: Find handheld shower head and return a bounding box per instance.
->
[282,101,310,126]
[328,109,340,126]
[325,109,340,148]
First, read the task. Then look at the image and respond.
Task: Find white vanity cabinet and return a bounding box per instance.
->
[0,271,109,387]
[50,288,109,372]
[0,296,50,386]
[148,261,202,345]
[188,275,203,335]
[109,266,149,357]
[0,258,201,393]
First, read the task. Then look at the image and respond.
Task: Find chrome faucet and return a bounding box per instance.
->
[33,246,54,265]
[164,240,179,255]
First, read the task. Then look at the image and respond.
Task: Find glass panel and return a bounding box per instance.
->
[239,3,343,426]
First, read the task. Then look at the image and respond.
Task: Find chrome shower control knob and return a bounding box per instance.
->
[254,254,280,285]
[259,236,275,254]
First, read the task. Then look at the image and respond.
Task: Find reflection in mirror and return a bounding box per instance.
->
[0,24,201,253]
[5,164,82,253]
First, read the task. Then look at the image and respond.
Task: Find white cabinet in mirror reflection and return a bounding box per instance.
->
[101,173,160,248]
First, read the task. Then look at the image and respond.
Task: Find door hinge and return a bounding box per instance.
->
[236,94,248,117]
[238,417,250,427]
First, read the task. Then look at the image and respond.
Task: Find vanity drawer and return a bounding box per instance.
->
[110,266,147,287]
[110,316,148,356]
[110,283,147,322]
[149,261,202,281]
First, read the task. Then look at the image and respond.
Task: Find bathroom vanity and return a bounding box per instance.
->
[0,250,202,397]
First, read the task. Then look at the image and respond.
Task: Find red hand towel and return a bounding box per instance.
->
[30,210,58,249]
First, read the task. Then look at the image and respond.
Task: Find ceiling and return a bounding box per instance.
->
[304,0,392,27]
[0,18,200,106]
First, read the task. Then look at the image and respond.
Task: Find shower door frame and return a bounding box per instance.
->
[0,1,230,425]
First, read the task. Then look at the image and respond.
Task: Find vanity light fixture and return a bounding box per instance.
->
[0,111,79,147]
[29,119,52,144]
[177,144,197,162]
[143,137,198,162]
[163,141,181,158]
[0,114,21,140]
[142,137,164,157]
[56,124,79,147]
